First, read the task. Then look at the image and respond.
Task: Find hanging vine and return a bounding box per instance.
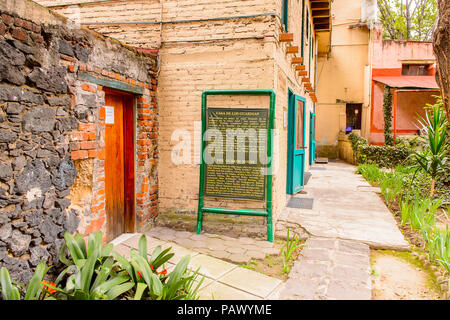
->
[383,86,394,146]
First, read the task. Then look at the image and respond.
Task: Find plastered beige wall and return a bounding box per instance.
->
[316,0,371,152]
[37,0,317,230]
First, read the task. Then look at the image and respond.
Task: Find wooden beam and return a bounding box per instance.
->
[311,2,330,10]
[312,9,330,18]
[279,33,294,42]
[298,71,308,76]
[302,77,310,83]
[291,57,304,64]
[313,17,330,25]
[295,65,306,71]
[315,23,330,31]
[286,46,299,54]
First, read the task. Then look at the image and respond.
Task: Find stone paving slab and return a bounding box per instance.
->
[114,233,281,300]
[279,237,372,300]
[280,161,410,251]
[198,281,262,300]
[146,226,281,264]
[218,267,282,298]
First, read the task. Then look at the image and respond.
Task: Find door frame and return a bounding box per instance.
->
[286,90,307,194]
[103,87,136,239]
[309,111,316,165]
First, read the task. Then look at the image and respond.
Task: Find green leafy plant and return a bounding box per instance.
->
[383,85,394,146]
[0,260,51,300]
[51,233,134,300]
[412,102,448,198]
[282,229,303,274]
[114,234,204,300]
[380,172,404,207]
[357,164,384,185]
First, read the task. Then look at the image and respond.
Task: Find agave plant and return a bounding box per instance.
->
[0,260,51,300]
[412,102,448,198]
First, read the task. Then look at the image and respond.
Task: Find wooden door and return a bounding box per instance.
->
[287,93,306,194]
[104,89,135,242]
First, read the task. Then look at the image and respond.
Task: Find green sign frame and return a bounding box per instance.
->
[196,89,276,242]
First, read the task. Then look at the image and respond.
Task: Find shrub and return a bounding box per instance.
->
[348,132,411,168]
[0,231,204,300]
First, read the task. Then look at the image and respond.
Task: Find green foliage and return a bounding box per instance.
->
[357,163,384,185]
[1,260,51,300]
[348,132,411,168]
[358,162,449,287]
[1,231,204,300]
[411,102,448,197]
[426,226,450,273]
[282,228,304,274]
[378,0,438,41]
[380,172,404,207]
[114,234,204,300]
[383,86,394,146]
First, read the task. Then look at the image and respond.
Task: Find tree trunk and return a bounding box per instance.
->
[433,0,450,121]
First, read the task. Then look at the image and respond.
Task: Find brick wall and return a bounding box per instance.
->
[0,0,158,282]
[38,0,318,238]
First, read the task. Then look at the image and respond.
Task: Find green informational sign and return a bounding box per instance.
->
[204,108,268,201]
[196,90,276,242]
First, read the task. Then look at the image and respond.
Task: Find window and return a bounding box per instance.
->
[346,103,362,133]
[282,0,288,32]
[401,63,430,76]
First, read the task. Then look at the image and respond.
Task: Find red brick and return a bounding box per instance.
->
[60,54,77,63]
[68,64,75,73]
[71,150,88,160]
[99,107,105,120]
[23,20,33,31]
[81,83,96,93]
[14,17,24,27]
[1,14,13,26]
[140,184,149,193]
[70,142,80,151]
[137,139,151,146]
[97,149,105,160]
[30,33,44,44]
[80,141,97,150]
[11,28,28,42]
[32,23,41,33]
[70,132,88,141]
[79,64,86,71]
[78,122,96,132]
[87,132,96,140]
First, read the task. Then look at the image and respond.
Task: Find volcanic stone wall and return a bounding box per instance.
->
[0,0,158,283]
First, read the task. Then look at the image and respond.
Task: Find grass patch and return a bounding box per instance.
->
[239,238,305,280]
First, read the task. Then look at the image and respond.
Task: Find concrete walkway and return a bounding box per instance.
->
[111,233,283,300]
[111,160,410,300]
[278,160,409,300]
[278,161,409,250]
[145,226,280,264]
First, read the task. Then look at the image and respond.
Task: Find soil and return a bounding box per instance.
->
[371,250,443,300]
[239,238,305,281]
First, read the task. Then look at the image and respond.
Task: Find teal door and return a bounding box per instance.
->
[309,112,316,165]
[287,93,306,194]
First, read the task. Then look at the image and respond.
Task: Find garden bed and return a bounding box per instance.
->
[358,164,449,299]
[239,237,305,281]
